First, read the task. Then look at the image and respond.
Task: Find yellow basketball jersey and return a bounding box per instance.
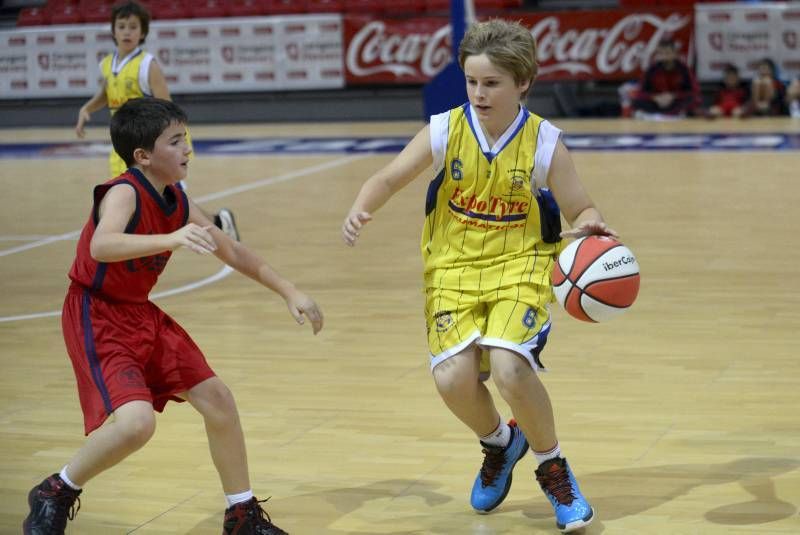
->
[100,48,152,113]
[422,104,563,293]
[99,49,193,177]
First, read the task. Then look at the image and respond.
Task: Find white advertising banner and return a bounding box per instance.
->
[695,2,800,82]
[0,15,344,99]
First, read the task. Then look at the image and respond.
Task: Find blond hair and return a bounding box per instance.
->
[458,19,538,98]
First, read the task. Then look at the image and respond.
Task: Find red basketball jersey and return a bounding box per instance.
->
[68,168,189,303]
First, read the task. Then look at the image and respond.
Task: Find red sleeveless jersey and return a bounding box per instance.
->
[68,168,189,303]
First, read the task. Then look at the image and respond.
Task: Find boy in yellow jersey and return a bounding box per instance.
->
[342,19,618,533]
[74,1,239,241]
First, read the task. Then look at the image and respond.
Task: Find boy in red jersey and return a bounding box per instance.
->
[632,39,699,118]
[23,98,322,535]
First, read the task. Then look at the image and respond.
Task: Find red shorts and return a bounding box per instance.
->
[62,284,215,435]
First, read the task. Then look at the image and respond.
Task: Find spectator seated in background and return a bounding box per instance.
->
[749,58,785,116]
[707,64,749,119]
[631,38,699,119]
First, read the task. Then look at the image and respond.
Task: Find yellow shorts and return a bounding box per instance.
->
[425,284,553,377]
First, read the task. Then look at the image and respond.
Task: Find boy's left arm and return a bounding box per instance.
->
[546,140,618,239]
[188,200,323,334]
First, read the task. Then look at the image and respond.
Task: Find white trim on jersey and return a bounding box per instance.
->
[138,53,154,96]
[429,110,449,176]
[533,120,562,190]
[110,46,142,75]
[468,103,527,155]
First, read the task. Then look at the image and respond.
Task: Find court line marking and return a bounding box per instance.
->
[0,265,235,324]
[0,155,367,323]
[0,154,365,258]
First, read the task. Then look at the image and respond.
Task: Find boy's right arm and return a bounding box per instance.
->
[342,125,433,246]
[75,81,109,138]
[90,184,217,262]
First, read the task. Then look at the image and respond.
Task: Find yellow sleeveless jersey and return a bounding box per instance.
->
[422,104,563,292]
[100,48,153,113]
[99,48,192,177]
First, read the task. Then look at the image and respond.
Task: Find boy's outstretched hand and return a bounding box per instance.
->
[172,224,217,254]
[342,211,372,246]
[285,290,324,335]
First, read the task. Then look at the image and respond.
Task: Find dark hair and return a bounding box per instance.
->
[758,57,777,77]
[111,1,150,45]
[111,98,187,167]
[723,63,738,75]
[657,38,676,50]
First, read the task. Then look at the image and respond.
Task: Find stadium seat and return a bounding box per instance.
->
[384,0,426,16]
[149,1,191,20]
[48,3,83,24]
[424,0,449,14]
[265,0,308,14]
[307,0,344,13]
[344,0,384,15]
[228,0,267,16]
[17,7,49,26]
[189,0,229,18]
[79,0,114,24]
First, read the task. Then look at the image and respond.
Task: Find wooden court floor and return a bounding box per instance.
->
[1,118,799,534]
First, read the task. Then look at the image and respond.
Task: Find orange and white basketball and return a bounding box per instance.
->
[552,236,640,322]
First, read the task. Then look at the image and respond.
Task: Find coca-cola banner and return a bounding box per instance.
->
[695,2,800,82]
[0,15,344,99]
[344,9,694,84]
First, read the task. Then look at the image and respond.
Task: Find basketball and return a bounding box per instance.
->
[552,236,640,322]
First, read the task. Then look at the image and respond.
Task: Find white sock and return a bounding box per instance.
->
[59,466,81,490]
[534,443,561,466]
[225,489,254,507]
[479,420,511,448]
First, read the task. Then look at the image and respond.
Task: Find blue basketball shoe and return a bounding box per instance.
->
[535,457,594,533]
[470,420,529,513]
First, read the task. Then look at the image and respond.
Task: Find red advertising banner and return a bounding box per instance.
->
[344,9,694,84]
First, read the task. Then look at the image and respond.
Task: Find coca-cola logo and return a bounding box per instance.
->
[38,53,49,70]
[709,32,723,51]
[784,31,797,50]
[346,20,451,78]
[533,13,691,77]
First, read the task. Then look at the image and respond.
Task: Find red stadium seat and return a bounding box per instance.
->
[79,0,114,24]
[344,0,384,15]
[425,0,449,14]
[265,0,308,14]
[228,0,267,16]
[384,0,426,16]
[307,0,344,13]
[149,1,191,20]
[17,7,49,26]
[49,3,83,24]
[189,0,229,18]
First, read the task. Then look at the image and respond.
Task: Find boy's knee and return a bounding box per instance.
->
[433,364,477,398]
[119,411,156,447]
[194,379,238,423]
[490,352,533,397]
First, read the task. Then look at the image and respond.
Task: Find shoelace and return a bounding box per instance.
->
[248,497,287,535]
[40,485,81,533]
[478,446,508,487]
[536,463,576,506]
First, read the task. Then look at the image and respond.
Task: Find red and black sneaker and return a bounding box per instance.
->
[223,497,288,535]
[23,474,82,535]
